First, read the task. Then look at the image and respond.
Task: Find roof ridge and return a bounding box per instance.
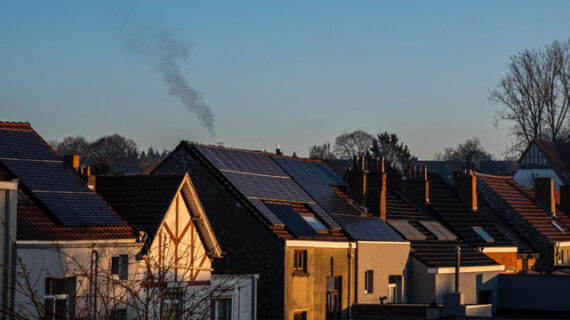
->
[472,171,513,179]
[183,140,319,162]
[0,122,33,131]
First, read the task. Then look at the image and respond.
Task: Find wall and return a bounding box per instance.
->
[408,257,434,304]
[498,273,570,312]
[0,180,17,318]
[15,242,142,319]
[513,169,563,189]
[211,274,259,320]
[434,270,501,305]
[156,147,286,320]
[284,242,355,320]
[484,252,533,273]
[355,242,410,304]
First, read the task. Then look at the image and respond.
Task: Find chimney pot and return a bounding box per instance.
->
[63,155,80,172]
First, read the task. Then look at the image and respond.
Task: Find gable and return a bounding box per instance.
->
[519,142,551,168]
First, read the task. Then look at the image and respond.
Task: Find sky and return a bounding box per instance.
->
[2,1,570,159]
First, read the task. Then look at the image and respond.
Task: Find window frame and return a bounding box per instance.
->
[364,270,374,294]
[293,250,308,274]
[210,297,232,320]
[111,254,129,280]
[293,310,307,320]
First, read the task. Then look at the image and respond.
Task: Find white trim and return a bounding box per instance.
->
[357,241,410,245]
[427,265,505,274]
[555,241,570,247]
[481,246,518,253]
[285,240,356,249]
[17,239,139,249]
[0,180,18,190]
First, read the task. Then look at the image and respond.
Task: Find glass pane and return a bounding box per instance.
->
[302,216,327,231]
[472,226,495,243]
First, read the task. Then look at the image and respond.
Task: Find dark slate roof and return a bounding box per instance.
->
[95,175,185,237]
[476,172,570,243]
[332,214,404,241]
[184,143,347,241]
[427,173,514,248]
[386,188,498,268]
[0,122,124,226]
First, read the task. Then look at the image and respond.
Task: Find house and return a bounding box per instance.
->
[0,122,142,319]
[513,139,570,189]
[343,158,505,305]
[154,142,356,320]
[476,173,570,272]
[419,171,530,273]
[409,158,516,184]
[95,174,258,320]
[272,156,411,306]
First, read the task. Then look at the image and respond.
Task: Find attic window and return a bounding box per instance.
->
[300,214,327,232]
[419,220,457,240]
[472,227,495,243]
[551,220,565,233]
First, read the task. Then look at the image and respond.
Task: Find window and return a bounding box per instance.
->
[364,270,374,294]
[326,277,342,319]
[211,298,232,320]
[44,277,76,320]
[387,276,401,304]
[419,220,456,240]
[301,215,327,232]
[293,311,307,320]
[111,308,127,320]
[161,288,183,320]
[387,220,427,240]
[472,227,495,243]
[294,250,307,273]
[551,220,565,232]
[112,255,129,280]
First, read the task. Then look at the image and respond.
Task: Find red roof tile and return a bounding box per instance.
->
[476,172,570,243]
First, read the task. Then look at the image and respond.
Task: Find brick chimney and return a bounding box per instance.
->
[401,165,429,206]
[366,159,387,221]
[560,185,570,214]
[63,154,80,172]
[344,156,387,220]
[535,177,555,215]
[454,170,477,211]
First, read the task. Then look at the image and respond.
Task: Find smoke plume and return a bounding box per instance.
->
[126,26,215,135]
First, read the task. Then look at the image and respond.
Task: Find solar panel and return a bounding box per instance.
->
[195,145,287,177]
[265,203,318,237]
[0,129,59,161]
[419,220,457,240]
[222,171,313,201]
[272,157,345,186]
[332,214,404,241]
[248,198,285,226]
[387,220,427,240]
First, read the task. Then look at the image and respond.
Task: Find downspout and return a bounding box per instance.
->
[90,247,98,320]
[251,275,257,320]
[347,242,352,320]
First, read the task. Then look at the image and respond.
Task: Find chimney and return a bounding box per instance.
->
[366,158,387,221]
[401,165,429,206]
[454,170,477,211]
[560,185,570,214]
[535,177,555,215]
[63,155,80,172]
[345,156,368,205]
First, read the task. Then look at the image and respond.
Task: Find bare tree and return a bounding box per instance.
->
[309,142,336,160]
[333,131,374,159]
[490,39,570,154]
[434,137,493,170]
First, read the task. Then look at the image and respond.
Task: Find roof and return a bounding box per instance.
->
[476,172,570,243]
[427,173,514,248]
[332,214,404,241]
[95,175,184,237]
[0,122,135,241]
[522,140,570,184]
[96,173,222,257]
[177,142,348,242]
[385,187,498,268]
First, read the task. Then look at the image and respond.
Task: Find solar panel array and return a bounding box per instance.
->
[0,128,124,225]
[332,214,404,241]
[419,220,457,241]
[387,220,427,240]
[222,171,313,201]
[265,203,318,237]
[195,145,287,176]
[273,157,360,216]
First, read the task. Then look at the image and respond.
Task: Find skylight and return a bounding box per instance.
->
[302,215,327,231]
[472,226,495,243]
[388,220,427,241]
[551,220,565,233]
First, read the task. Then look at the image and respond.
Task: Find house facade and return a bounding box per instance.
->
[154,142,355,320]
[513,139,570,189]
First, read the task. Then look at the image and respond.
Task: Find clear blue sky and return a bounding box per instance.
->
[2,1,570,158]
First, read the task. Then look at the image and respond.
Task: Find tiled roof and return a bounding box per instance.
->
[0,121,34,132]
[17,193,135,241]
[476,173,570,243]
[386,189,497,268]
[427,174,514,248]
[95,175,184,237]
[182,142,348,242]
